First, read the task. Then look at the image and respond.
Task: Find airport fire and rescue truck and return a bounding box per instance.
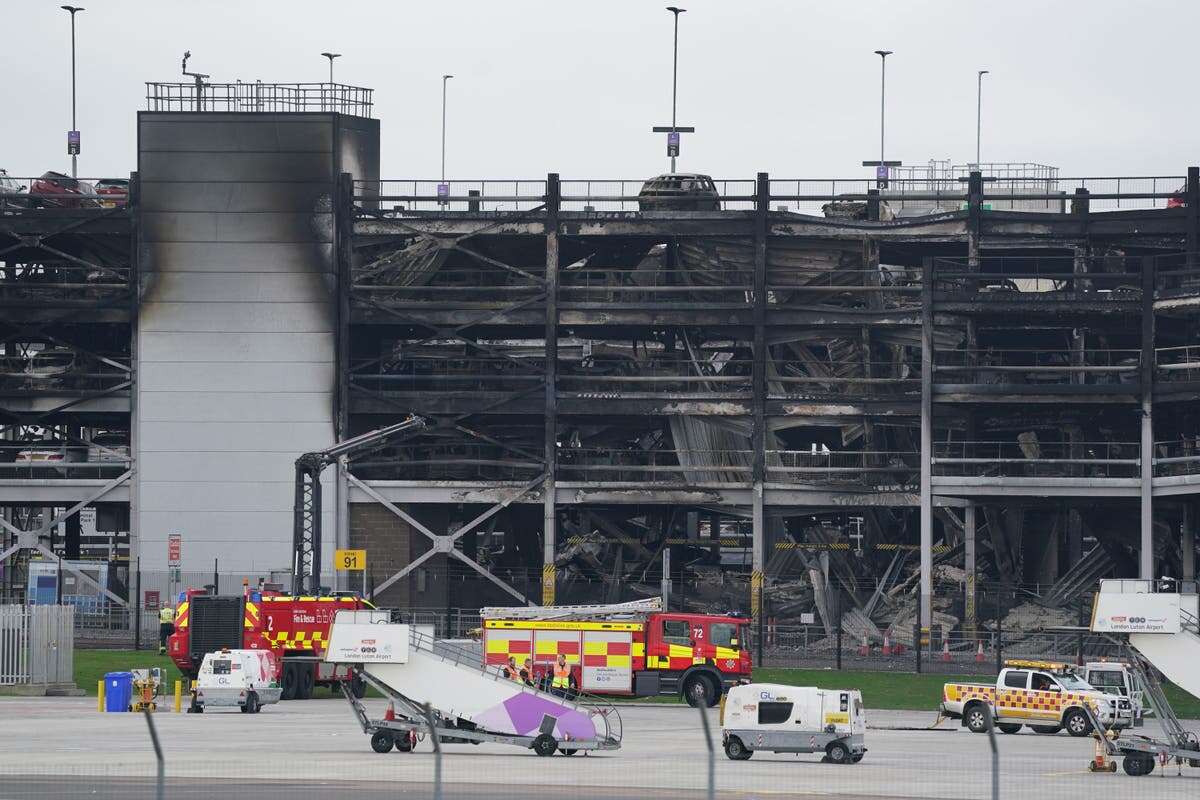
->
[167,586,373,700]
[480,598,752,706]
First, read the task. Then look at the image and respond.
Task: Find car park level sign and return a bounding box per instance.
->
[67,130,80,155]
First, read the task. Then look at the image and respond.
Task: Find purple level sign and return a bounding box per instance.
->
[67,130,80,155]
[437,183,449,204]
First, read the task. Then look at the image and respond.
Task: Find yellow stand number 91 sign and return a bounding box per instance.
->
[334,549,366,571]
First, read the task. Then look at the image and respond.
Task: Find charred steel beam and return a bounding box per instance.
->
[543,173,560,605]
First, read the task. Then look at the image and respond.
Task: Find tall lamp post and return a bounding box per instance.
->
[874,49,892,187]
[666,6,685,172]
[976,70,989,167]
[321,52,341,83]
[61,5,84,178]
[441,74,454,183]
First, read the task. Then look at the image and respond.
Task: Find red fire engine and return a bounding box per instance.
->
[481,598,751,706]
[167,586,374,699]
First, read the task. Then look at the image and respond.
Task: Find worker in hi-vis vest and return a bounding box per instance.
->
[158,604,175,655]
[552,653,570,697]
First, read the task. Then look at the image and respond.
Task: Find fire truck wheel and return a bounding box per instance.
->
[683,675,715,708]
[825,741,850,764]
[371,731,395,754]
[280,664,298,701]
[532,734,558,757]
[1031,725,1061,734]
[724,736,752,760]
[243,692,259,714]
[1063,709,1092,737]
[296,665,314,700]
[997,724,1022,734]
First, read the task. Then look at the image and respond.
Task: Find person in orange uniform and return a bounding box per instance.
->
[551,653,570,697]
[501,656,520,682]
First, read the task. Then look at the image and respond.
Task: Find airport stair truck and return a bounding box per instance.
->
[325,610,623,756]
[1089,578,1200,776]
[480,598,752,707]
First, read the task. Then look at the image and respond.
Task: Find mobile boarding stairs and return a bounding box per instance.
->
[325,611,622,757]
[1087,579,1200,776]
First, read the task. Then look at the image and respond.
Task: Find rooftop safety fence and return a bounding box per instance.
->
[144,81,373,116]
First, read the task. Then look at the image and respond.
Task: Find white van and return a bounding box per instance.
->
[721,683,867,763]
[191,649,282,714]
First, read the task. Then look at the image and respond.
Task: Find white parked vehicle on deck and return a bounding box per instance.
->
[191,648,282,714]
[721,683,867,763]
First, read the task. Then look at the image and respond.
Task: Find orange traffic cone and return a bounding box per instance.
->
[881,632,893,656]
[941,640,951,663]
[383,703,395,721]
[858,635,869,657]
[975,641,986,663]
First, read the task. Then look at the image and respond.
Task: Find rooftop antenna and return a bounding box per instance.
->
[181,50,210,111]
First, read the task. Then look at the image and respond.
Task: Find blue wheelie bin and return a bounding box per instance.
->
[104,671,133,712]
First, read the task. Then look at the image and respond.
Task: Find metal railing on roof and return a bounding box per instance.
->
[145,81,373,116]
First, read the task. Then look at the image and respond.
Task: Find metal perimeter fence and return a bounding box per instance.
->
[2,690,1199,800]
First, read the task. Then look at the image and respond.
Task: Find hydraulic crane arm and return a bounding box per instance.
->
[292,415,426,594]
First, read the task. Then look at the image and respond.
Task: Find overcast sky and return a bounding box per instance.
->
[2,0,1197,181]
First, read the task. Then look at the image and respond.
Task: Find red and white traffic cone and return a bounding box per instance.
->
[881,631,893,656]
[384,703,395,722]
[975,641,986,663]
[941,640,951,663]
[858,635,869,657]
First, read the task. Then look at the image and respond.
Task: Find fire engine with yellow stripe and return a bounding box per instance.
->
[480,598,751,706]
[941,659,1133,736]
[167,585,374,700]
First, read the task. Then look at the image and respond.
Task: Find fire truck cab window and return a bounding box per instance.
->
[711,623,737,648]
[1090,670,1126,694]
[212,660,231,675]
[662,619,691,646]
[1003,670,1029,689]
[758,702,793,725]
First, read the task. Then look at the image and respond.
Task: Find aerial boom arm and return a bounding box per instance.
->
[292,415,426,594]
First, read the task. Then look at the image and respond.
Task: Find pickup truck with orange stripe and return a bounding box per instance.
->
[941,660,1133,736]
[481,599,751,707]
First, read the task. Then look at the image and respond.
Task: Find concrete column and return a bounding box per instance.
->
[1139,257,1155,579]
[542,174,560,606]
[751,173,768,629]
[964,503,977,635]
[919,257,934,631]
[1183,502,1196,583]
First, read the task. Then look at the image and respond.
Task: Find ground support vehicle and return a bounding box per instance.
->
[481,598,751,707]
[1075,660,1146,724]
[327,612,622,757]
[167,587,377,699]
[721,683,866,763]
[190,648,282,714]
[941,659,1130,736]
[1088,580,1200,776]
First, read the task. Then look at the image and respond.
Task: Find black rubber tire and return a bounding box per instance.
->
[826,741,850,764]
[964,704,990,734]
[1031,725,1061,735]
[850,753,864,763]
[724,737,752,761]
[1122,753,1154,776]
[350,676,368,699]
[1063,708,1092,738]
[296,664,314,700]
[371,731,395,754]
[559,748,578,756]
[683,675,715,708]
[280,663,298,701]
[244,692,259,714]
[997,723,1022,735]
[395,733,413,753]
[239,703,249,713]
[532,734,558,757]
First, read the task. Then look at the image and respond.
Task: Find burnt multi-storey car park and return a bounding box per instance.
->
[1,82,1197,645]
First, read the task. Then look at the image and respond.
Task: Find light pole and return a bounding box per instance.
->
[441,74,453,183]
[321,52,341,83]
[666,6,686,172]
[61,5,84,178]
[976,70,989,168]
[874,50,892,187]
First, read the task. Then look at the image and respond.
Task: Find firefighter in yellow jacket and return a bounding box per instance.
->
[158,604,175,655]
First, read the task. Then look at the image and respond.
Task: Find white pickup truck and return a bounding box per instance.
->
[941,659,1133,736]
